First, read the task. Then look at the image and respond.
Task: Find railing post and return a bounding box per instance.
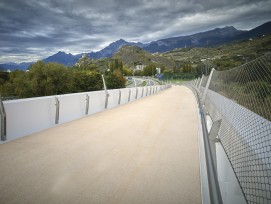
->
[134,78,138,99]
[118,90,121,105]
[0,97,7,141]
[202,68,215,104]
[85,94,89,115]
[102,75,109,109]
[197,77,200,87]
[198,75,204,89]
[55,96,60,124]
[135,88,138,99]
[141,88,144,98]
[128,89,131,102]
[133,77,137,87]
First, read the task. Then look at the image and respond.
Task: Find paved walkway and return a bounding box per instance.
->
[0,86,201,204]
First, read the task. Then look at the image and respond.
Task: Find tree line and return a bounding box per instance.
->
[0,59,127,99]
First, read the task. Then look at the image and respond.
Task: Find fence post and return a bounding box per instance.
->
[55,96,60,124]
[198,75,204,89]
[141,88,144,98]
[133,77,137,87]
[0,97,7,141]
[102,75,109,109]
[135,88,138,99]
[202,68,215,104]
[118,90,121,105]
[134,78,138,99]
[128,89,131,102]
[195,77,200,87]
[208,119,222,170]
[85,94,89,115]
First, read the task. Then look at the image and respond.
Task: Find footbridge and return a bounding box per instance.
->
[0,54,270,204]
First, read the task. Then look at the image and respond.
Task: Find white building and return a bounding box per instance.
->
[135,65,146,71]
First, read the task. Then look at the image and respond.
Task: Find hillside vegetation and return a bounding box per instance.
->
[162,34,271,73]
[113,45,176,69]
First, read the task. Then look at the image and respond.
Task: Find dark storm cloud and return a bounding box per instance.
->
[0,0,270,63]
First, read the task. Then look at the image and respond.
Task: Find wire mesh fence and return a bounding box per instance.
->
[208,53,271,121]
[196,53,271,204]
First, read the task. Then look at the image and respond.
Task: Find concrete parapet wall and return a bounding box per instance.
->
[1,85,170,143]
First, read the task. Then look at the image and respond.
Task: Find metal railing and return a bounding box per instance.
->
[190,87,223,204]
[189,53,271,204]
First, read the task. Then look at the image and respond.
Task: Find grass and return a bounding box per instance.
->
[141,81,147,87]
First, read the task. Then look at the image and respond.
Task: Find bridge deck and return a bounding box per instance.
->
[0,85,201,204]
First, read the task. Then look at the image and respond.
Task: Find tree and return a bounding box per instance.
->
[182,63,192,73]
[122,65,133,76]
[105,69,126,89]
[0,71,9,85]
[134,70,143,76]
[162,69,173,80]
[75,54,99,71]
[28,61,72,96]
[71,70,103,92]
[108,59,123,73]
[143,64,156,76]
[0,70,31,98]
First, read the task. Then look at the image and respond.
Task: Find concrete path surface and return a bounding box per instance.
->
[0,85,201,204]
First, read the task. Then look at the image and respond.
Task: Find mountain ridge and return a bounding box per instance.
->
[1,21,270,70]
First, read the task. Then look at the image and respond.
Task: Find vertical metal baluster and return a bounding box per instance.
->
[0,97,7,141]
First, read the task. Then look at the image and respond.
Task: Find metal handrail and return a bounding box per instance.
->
[190,86,223,204]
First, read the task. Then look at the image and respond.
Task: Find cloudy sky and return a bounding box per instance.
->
[0,0,270,63]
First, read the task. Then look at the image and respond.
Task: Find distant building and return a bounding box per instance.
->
[135,65,146,71]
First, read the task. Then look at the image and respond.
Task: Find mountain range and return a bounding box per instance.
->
[0,21,270,71]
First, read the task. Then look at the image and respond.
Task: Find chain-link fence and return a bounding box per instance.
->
[194,53,271,204]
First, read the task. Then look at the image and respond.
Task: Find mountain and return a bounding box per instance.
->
[43,51,82,66]
[85,26,246,59]
[231,21,271,41]
[113,45,176,68]
[1,21,270,70]
[143,26,245,53]
[0,52,82,70]
[87,39,145,59]
[0,62,33,71]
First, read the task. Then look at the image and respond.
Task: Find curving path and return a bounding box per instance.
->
[0,85,201,204]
